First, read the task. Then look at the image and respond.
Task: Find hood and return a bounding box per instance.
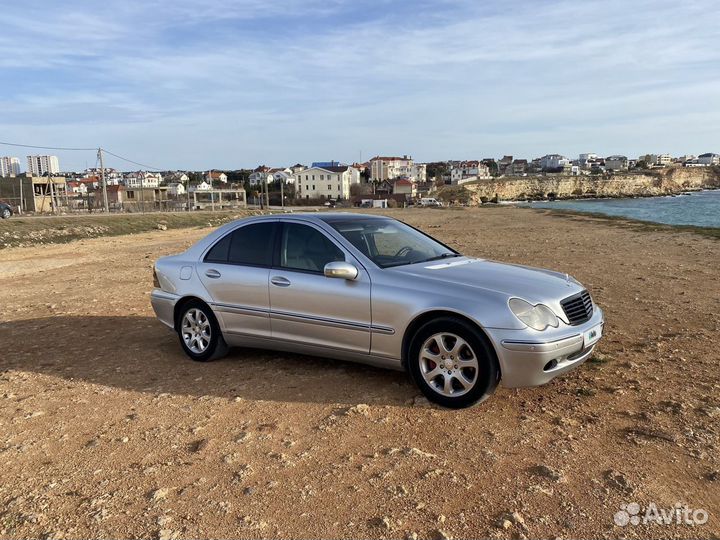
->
[388,257,585,322]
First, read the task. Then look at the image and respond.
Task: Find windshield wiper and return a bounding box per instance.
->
[420,253,461,263]
[382,252,461,269]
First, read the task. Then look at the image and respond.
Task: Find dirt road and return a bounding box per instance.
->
[1,207,718,539]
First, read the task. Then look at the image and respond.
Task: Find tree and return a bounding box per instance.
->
[425,162,449,181]
[635,160,648,169]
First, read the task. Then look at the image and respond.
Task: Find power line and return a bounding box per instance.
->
[101,149,163,171]
[0,140,165,171]
[0,140,96,151]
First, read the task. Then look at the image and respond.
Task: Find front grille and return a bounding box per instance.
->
[561,290,593,325]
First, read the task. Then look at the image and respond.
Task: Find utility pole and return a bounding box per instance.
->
[281,180,284,210]
[98,148,109,212]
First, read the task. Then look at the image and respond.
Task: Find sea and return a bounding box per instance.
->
[523,189,720,228]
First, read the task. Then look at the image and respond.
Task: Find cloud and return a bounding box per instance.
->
[1,0,719,169]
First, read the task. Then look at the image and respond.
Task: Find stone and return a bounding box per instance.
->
[345,404,370,416]
[150,488,169,502]
[530,464,564,482]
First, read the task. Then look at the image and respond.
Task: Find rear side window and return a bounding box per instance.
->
[205,234,231,262]
[204,222,276,266]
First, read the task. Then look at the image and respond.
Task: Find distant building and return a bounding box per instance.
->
[369,155,426,182]
[205,170,228,183]
[498,155,513,175]
[249,166,273,186]
[167,182,186,196]
[578,153,598,168]
[539,154,570,171]
[450,161,490,183]
[66,181,88,195]
[697,153,720,166]
[294,165,360,199]
[605,155,629,171]
[27,155,59,176]
[0,156,21,177]
[125,172,162,188]
[647,154,672,167]
[290,163,307,174]
[189,181,212,192]
[393,178,416,197]
[268,167,294,183]
[165,172,189,184]
[311,161,345,168]
[509,159,528,176]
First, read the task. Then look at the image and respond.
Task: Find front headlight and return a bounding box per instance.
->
[509,298,559,331]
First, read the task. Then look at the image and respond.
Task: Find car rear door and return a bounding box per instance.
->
[197,221,277,338]
[268,221,371,353]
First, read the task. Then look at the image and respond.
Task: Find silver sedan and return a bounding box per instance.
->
[151,213,604,408]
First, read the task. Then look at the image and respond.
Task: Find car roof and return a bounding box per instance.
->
[247,212,392,224]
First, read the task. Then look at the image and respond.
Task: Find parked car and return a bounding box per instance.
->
[0,202,13,219]
[151,214,604,408]
[418,197,443,207]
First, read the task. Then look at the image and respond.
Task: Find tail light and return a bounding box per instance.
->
[153,267,160,288]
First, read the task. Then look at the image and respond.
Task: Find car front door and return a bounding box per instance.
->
[269,221,371,353]
[197,221,277,338]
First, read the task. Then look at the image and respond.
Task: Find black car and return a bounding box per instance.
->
[0,202,13,219]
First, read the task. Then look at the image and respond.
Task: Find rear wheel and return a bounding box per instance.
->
[176,300,228,362]
[408,317,499,408]
[1,208,10,219]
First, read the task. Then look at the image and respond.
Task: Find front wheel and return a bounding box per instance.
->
[176,300,228,362]
[1,208,11,219]
[407,317,499,408]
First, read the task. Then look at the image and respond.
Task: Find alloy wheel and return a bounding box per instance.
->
[418,332,479,397]
[181,308,212,354]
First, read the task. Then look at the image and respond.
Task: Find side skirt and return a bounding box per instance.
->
[223,331,404,371]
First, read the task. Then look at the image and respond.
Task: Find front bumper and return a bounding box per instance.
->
[489,306,604,388]
[151,289,180,329]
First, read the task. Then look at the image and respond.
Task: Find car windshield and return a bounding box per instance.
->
[328,218,459,268]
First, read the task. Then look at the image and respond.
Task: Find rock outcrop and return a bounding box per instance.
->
[463,167,720,203]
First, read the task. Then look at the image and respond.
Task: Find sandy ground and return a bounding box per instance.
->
[1,207,718,539]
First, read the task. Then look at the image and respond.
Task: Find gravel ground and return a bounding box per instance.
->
[0,207,718,539]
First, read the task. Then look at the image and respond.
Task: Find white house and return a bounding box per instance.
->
[167,182,186,196]
[293,166,360,200]
[269,167,294,184]
[370,155,426,182]
[450,161,491,183]
[66,181,88,195]
[648,154,672,167]
[578,153,598,168]
[125,172,162,188]
[249,167,274,186]
[189,181,212,192]
[539,154,570,171]
[205,171,228,183]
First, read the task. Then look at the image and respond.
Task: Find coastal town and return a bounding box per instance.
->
[0,151,718,215]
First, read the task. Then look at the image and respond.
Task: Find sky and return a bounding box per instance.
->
[1,0,719,171]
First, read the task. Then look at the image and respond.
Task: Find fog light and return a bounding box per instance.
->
[543,359,558,371]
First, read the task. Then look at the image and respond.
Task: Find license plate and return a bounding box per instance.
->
[583,323,603,347]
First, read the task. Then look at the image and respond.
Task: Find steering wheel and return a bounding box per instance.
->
[394,246,414,257]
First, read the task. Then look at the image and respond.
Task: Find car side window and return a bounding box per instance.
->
[279,223,345,273]
[204,222,275,266]
[205,233,231,262]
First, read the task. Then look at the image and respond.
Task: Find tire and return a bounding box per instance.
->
[407,317,499,408]
[176,300,228,362]
[1,208,10,219]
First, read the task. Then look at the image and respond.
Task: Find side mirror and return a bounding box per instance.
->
[324,261,359,280]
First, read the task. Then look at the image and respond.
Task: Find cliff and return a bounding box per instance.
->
[462,167,720,203]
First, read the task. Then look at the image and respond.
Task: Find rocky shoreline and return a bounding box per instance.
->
[463,167,720,203]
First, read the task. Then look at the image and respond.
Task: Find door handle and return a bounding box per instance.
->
[205,269,222,279]
[270,276,291,287]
